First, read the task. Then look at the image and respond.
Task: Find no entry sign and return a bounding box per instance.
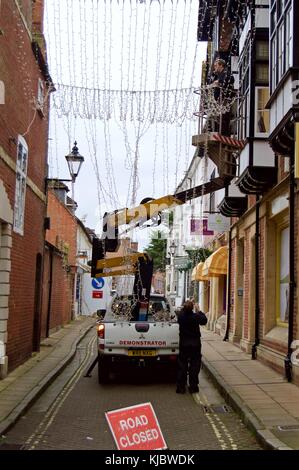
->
[105,402,167,450]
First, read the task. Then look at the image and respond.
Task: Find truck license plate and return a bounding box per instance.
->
[128,350,156,357]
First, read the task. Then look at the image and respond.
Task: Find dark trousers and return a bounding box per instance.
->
[177,345,202,390]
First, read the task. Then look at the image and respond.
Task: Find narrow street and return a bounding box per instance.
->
[2,329,262,451]
[1,0,299,457]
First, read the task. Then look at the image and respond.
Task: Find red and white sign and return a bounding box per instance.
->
[92,291,103,299]
[105,402,167,450]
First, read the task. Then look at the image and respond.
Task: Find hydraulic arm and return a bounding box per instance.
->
[91,131,244,277]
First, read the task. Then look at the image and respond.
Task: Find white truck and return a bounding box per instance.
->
[97,293,179,383]
[90,231,181,384]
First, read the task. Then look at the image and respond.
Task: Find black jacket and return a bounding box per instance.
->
[209,69,235,101]
[177,309,208,348]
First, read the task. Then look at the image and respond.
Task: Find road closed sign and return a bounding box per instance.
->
[105,402,167,450]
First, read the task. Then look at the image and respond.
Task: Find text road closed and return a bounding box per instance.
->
[105,402,167,450]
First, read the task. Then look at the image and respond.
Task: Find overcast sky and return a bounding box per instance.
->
[44,0,206,248]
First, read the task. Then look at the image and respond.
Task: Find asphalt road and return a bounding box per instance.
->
[1,329,262,451]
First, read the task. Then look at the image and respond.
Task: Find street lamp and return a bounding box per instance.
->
[65,142,84,213]
[169,240,177,306]
[169,241,177,257]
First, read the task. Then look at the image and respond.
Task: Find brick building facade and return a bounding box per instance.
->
[194,0,299,383]
[0,0,52,376]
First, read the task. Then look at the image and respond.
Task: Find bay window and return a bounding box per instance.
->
[270,0,293,92]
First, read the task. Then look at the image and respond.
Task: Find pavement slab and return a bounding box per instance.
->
[0,316,96,436]
[201,329,299,450]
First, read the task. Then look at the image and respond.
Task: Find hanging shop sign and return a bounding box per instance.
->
[190,218,214,236]
[174,256,189,268]
[208,214,231,232]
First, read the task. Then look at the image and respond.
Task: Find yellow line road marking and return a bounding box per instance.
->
[25,335,96,450]
[192,389,238,450]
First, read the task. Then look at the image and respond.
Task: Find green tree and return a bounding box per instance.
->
[144,230,167,272]
[185,247,213,267]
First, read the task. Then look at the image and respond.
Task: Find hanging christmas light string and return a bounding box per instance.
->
[177,0,192,97]
[162,122,167,195]
[161,0,176,121]
[83,118,111,212]
[44,0,201,236]
[152,120,159,195]
[52,85,199,123]
[125,0,148,204]
[120,0,126,120]
[46,0,200,113]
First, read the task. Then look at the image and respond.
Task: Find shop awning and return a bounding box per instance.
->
[202,246,228,278]
[192,262,209,281]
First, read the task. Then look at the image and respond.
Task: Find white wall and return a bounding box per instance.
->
[270,76,295,134]
[253,141,275,167]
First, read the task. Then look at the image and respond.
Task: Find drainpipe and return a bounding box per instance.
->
[223,227,232,341]
[252,195,260,360]
[285,146,295,382]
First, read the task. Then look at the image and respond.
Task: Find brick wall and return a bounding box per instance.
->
[0,0,49,372]
[247,195,256,211]
[278,155,289,183]
[219,19,234,51]
[32,0,44,34]
[16,0,33,31]
[0,2,49,189]
[41,246,73,339]
[50,254,73,331]
[41,191,78,336]
[46,191,77,267]
[6,189,45,369]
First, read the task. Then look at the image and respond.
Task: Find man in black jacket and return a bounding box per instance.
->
[176,300,207,394]
[208,58,235,136]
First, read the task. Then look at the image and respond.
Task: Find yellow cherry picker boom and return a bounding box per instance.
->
[90,130,244,316]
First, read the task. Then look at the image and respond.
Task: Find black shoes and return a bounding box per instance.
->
[188,386,199,393]
[176,387,186,394]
